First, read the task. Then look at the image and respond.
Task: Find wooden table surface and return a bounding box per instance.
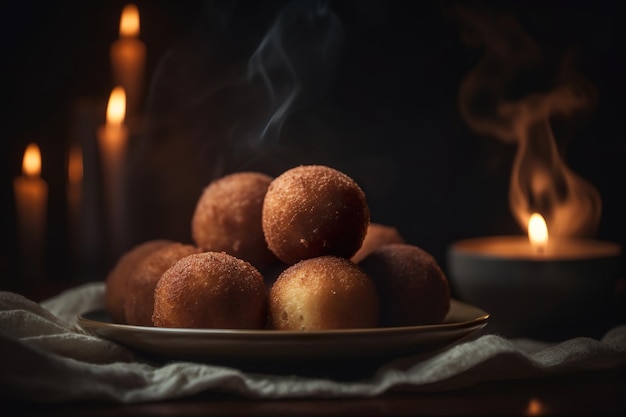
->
[9,368,625,417]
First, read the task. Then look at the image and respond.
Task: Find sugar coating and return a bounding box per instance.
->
[124,242,200,326]
[105,239,173,323]
[153,251,268,329]
[192,172,278,271]
[262,165,370,264]
[269,256,379,330]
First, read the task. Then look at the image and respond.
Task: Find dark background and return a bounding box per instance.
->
[1,0,625,298]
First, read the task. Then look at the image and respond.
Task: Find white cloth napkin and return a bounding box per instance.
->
[1,282,625,403]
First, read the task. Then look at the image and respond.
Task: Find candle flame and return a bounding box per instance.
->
[120,4,139,37]
[22,143,42,177]
[106,86,126,126]
[68,146,83,184]
[528,212,548,252]
[119,4,140,37]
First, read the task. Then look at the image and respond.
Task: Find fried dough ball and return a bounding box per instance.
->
[359,243,450,327]
[350,223,405,263]
[152,252,268,329]
[262,165,370,264]
[124,242,200,326]
[191,171,278,271]
[104,239,173,323]
[269,256,379,330]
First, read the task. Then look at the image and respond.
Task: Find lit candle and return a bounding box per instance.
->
[451,18,623,338]
[98,86,129,260]
[447,218,622,338]
[110,3,146,125]
[447,90,626,338]
[13,143,48,283]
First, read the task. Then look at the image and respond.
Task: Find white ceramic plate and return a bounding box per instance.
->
[78,299,488,370]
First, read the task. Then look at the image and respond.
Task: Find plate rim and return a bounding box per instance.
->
[77,298,489,339]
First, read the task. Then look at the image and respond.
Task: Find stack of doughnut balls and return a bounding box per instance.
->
[105,165,451,330]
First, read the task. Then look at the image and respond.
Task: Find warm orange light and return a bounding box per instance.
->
[68,146,83,184]
[528,212,548,253]
[22,143,42,177]
[526,398,546,415]
[119,4,140,37]
[106,86,126,126]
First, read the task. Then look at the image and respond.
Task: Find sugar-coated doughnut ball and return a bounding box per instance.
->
[359,243,450,326]
[105,239,173,323]
[191,172,278,271]
[269,256,379,330]
[262,165,370,264]
[124,242,200,326]
[152,252,268,329]
[350,223,405,263]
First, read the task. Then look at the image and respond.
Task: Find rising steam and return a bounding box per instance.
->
[248,0,344,145]
[455,4,601,238]
[127,0,345,245]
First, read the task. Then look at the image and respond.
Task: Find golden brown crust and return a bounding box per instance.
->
[152,252,268,329]
[262,165,370,264]
[104,239,173,323]
[269,256,379,330]
[123,243,200,326]
[359,243,450,326]
[191,172,278,271]
[350,223,405,263]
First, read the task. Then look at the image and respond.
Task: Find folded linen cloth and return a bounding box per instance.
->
[1,282,625,403]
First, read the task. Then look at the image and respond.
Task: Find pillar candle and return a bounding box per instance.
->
[13,143,48,284]
[97,87,129,261]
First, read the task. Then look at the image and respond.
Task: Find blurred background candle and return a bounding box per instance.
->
[13,143,48,286]
[97,86,129,264]
[110,3,145,128]
[67,145,83,226]
[66,144,83,274]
